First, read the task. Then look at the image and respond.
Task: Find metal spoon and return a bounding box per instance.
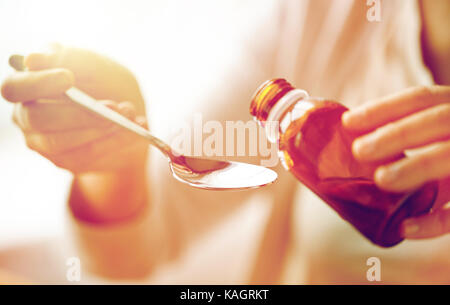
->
[9,54,277,190]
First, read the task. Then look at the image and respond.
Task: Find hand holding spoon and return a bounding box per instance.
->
[9,54,277,190]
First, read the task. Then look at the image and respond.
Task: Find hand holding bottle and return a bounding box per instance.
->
[251,79,439,247]
[343,86,450,239]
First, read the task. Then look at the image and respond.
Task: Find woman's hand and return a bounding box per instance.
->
[1,45,149,222]
[1,45,148,173]
[342,86,450,239]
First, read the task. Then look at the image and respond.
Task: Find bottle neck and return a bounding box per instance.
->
[250,79,308,143]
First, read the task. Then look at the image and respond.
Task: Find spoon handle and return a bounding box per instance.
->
[8,54,171,155]
[64,87,171,153]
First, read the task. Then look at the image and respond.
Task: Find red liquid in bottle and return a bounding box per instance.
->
[251,79,438,247]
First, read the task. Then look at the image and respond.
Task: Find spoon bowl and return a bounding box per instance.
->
[168,155,278,190]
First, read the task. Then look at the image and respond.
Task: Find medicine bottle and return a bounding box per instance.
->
[251,79,438,247]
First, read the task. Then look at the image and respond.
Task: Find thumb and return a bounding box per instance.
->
[402,204,450,239]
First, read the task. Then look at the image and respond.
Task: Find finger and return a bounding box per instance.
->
[25,47,117,84]
[24,52,54,71]
[117,101,136,120]
[24,126,119,155]
[402,204,450,239]
[49,128,148,173]
[94,100,141,122]
[81,135,149,172]
[25,46,96,78]
[13,98,114,132]
[135,116,148,129]
[342,86,450,131]
[1,69,74,102]
[98,99,119,111]
[353,103,450,161]
[374,140,450,192]
[24,47,145,111]
[13,97,142,133]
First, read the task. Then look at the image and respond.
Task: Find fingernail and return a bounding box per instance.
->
[341,111,352,126]
[374,166,397,188]
[135,116,148,128]
[118,102,136,119]
[403,222,420,236]
[352,137,375,160]
[342,108,364,127]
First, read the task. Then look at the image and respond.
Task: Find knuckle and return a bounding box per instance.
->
[46,151,78,171]
[50,152,88,173]
[119,101,133,107]
[427,85,443,96]
[48,155,68,169]
[118,101,135,113]
[99,100,117,108]
[413,85,433,98]
[436,103,450,121]
[44,136,60,153]
[359,106,376,122]
[23,106,41,131]
[415,154,433,172]
[24,133,53,156]
[390,122,410,142]
[24,135,41,152]
[425,104,450,126]
[26,135,51,154]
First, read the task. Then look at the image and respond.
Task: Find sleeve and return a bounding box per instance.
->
[67,182,168,279]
